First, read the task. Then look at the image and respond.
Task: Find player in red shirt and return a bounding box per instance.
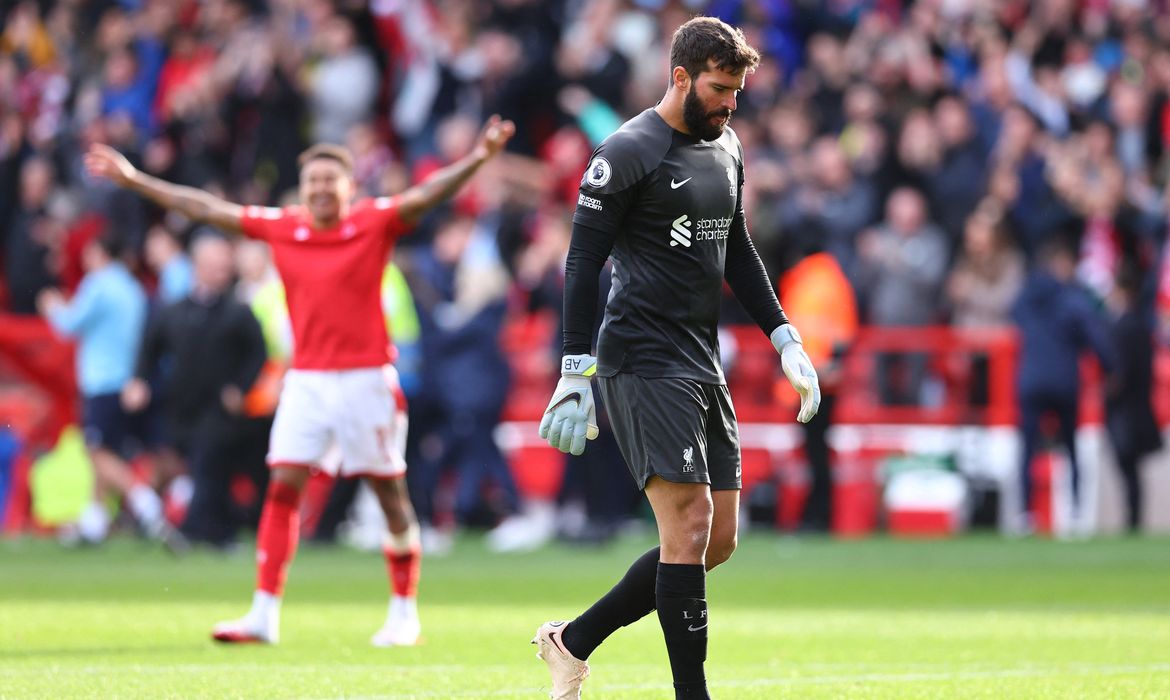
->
[84,116,515,646]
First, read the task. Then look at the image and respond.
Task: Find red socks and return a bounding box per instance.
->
[383,524,421,598]
[256,480,302,596]
[385,549,420,598]
[255,477,419,602]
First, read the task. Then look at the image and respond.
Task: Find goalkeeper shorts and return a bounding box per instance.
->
[598,372,741,491]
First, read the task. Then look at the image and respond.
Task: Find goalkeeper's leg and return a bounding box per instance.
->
[644,478,718,700]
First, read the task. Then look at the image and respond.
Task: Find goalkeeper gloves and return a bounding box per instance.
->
[771,324,821,424]
[539,354,600,456]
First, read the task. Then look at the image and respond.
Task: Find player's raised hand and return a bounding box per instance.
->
[84,143,138,188]
[771,324,821,424]
[472,114,516,162]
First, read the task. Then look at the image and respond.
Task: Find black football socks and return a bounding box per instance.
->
[560,546,660,660]
[656,562,709,699]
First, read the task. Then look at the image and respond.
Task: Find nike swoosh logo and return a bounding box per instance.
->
[547,395,581,413]
[670,177,692,189]
[687,623,708,632]
[548,628,572,657]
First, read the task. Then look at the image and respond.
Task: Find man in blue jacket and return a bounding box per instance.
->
[38,235,181,549]
[1012,237,1115,534]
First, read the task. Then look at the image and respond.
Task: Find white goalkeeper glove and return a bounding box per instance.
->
[771,324,821,424]
[539,354,600,456]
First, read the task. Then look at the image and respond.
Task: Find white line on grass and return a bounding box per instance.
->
[6,661,1169,697]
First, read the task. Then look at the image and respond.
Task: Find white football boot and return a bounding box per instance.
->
[211,592,280,644]
[371,596,422,647]
[532,621,589,700]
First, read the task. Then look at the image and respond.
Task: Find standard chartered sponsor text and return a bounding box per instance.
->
[693,216,732,241]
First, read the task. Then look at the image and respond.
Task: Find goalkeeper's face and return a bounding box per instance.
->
[299,157,354,227]
[681,62,745,142]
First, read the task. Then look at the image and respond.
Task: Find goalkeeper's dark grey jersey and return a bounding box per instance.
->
[570,108,781,384]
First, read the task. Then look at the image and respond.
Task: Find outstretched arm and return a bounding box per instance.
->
[394,114,516,226]
[84,144,245,234]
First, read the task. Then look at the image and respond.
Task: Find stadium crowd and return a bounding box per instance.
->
[2,0,1169,544]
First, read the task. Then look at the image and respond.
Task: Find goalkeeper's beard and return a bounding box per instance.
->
[682,82,732,142]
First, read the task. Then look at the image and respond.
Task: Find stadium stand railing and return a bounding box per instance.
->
[499,314,1168,536]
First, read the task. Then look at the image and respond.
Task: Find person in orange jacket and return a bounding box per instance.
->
[777,244,858,533]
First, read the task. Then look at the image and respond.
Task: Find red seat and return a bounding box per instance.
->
[507,445,565,501]
[739,448,773,493]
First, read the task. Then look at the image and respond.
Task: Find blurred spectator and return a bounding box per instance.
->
[992,103,1072,259]
[1104,265,1162,533]
[101,45,155,138]
[804,33,850,134]
[308,15,378,145]
[143,225,192,304]
[1109,79,1150,177]
[235,239,291,363]
[968,55,1015,156]
[887,107,942,198]
[475,23,560,157]
[930,97,988,250]
[346,123,396,198]
[776,234,858,534]
[37,235,176,548]
[1046,119,1149,305]
[152,28,215,127]
[946,201,1026,329]
[778,136,877,284]
[555,0,630,114]
[1005,22,1070,136]
[405,213,518,529]
[856,187,948,404]
[1,2,57,70]
[123,234,267,548]
[6,154,60,314]
[947,201,1026,406]
[1012,238,1116,533]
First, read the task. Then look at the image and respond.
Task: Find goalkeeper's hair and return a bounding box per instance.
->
[669,16,760,81]
[297,143,354,175]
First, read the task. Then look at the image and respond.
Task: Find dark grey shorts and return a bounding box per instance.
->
[597,373,741,491]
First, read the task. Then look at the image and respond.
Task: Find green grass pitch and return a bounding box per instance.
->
[3,533,1170,699]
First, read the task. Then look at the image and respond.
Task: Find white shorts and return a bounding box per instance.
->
[267,365,408,479]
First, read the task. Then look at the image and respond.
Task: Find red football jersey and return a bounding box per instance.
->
[241,198,409,370]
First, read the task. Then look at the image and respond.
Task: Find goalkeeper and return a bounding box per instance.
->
[532,16,819,700]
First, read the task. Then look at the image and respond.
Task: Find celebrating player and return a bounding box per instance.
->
[84,115,515,646]
[533,18,819,699]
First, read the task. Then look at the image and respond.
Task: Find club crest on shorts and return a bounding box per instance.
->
[583,157,612,188]
[682,446,695,472]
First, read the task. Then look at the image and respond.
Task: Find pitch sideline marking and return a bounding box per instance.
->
[6,661,1170,697]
